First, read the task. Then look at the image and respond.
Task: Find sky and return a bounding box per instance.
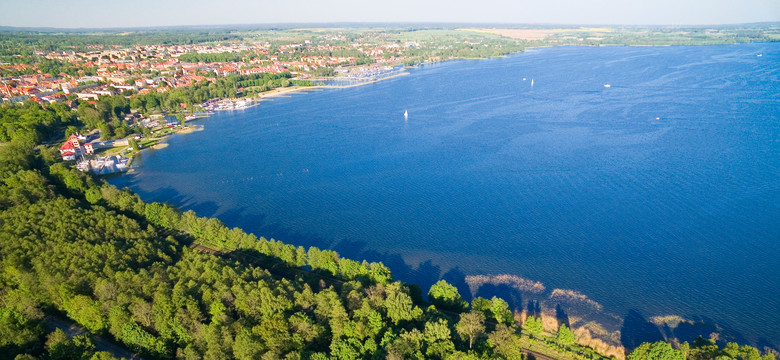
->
[1,0,779,29]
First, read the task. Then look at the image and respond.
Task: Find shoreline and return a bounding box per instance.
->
[122,124,203,170]
[255,71,412,96]
[315,71,411,89]
[208,71,412,112]
[108,43,780,354]
[256,85,319,100]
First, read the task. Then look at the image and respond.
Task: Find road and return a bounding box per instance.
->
[43,315,143,360]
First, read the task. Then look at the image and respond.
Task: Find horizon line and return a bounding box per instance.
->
[1,21,779,33]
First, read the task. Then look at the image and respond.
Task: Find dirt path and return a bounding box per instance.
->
[44,315,143,360]
[523,349,560,360]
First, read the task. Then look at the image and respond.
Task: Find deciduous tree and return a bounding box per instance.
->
[455,311,485,349]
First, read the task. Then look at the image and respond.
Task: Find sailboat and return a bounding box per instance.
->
[404,110,408,119]
[531,79,534,88]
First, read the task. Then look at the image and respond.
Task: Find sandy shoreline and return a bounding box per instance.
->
[256,85,318,100]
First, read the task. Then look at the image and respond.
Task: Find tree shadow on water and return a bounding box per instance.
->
[124,185,474,305]
[670,320,719,344]
[474,283,524,312]
[671,315,755,349]
[620,309,664,353]
[189,201,220,219]
[556,304,570,329]
[527,300,542,318]
[251,220,334,250]
[332,238,444,295]
[442,267,472,303]
[183,208,474,306]
[757,338,779,355]
[218,207,265,232]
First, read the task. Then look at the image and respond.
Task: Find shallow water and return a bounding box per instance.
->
[111,43,780,347]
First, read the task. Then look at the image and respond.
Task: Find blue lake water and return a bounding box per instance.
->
[111,43,780,347]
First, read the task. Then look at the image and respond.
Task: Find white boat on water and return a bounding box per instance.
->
[604,84,611,88]
[404,110,408,118]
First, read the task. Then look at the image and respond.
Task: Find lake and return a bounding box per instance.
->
[111,43,780,348]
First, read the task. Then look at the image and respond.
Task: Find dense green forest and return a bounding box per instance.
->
[627,339,776,360]
[0,102,76,143]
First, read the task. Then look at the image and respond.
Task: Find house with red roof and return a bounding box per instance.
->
[60,151,76,161]
[59,134,92,161]
[59,140,76,157]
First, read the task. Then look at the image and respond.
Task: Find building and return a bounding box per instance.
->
[59,140,76,155]
[76,93,99,101]
[164,116,180,127]
[60,151,76,161]
[59,133,94,161]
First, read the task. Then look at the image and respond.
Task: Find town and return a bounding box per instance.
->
[1,28,530,173]
[1,29,526,103]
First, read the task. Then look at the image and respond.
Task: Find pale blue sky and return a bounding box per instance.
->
[1,0,778,29]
